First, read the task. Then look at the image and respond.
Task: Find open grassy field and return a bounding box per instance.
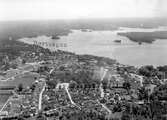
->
[0,72,40,88]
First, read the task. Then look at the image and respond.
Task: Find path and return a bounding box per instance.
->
[97,100,111,114]
[100,68,108,98]
[64,84,81,110]
[0,96,11,113]
[38,82,46,111]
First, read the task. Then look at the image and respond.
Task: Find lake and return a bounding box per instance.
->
[18,27,167,67]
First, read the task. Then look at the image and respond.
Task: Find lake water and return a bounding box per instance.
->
[18,27,167,67]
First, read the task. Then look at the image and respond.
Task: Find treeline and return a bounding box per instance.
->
[1,18,167,41]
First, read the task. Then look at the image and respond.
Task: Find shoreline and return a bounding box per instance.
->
[16,29,167,67]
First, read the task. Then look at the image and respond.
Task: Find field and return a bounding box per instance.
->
[0,72,39,110]
[0,72,40,88]
[0,93,11,110]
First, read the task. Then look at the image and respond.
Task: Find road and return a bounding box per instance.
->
[38,82,46,111]
[49,68,55,74]
[100,67,108,98]
[64,84,81,110]
[97,100,111,114]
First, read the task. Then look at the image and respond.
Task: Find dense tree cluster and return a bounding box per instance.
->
[138,65,167,80]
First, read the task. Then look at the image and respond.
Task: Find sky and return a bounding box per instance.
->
[0,0,167,21]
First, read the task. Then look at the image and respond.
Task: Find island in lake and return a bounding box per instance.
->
[51,35,60,40]
[118,31,167,43]
[114,40,121,43]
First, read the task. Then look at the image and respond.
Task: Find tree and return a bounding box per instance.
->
[138,87,148,100]
[59,66,65,71]
[17,115,25,120]
[36,111,47,120]
[149,100,161,120]
[17,83,24,92]
[69,82,76,89]
[157,65,167,72]
[113,103,122,112]
[22,59,26,64]
[121,114,131,120]
[123,82,131,93]
[46,80,57,89]
[30,83,36,92]
[102,79,108,90]
[138,65,158,77]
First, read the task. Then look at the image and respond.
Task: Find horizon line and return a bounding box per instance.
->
[0,17,167,22]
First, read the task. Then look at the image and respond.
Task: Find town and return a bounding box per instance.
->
[0,40,167,120]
